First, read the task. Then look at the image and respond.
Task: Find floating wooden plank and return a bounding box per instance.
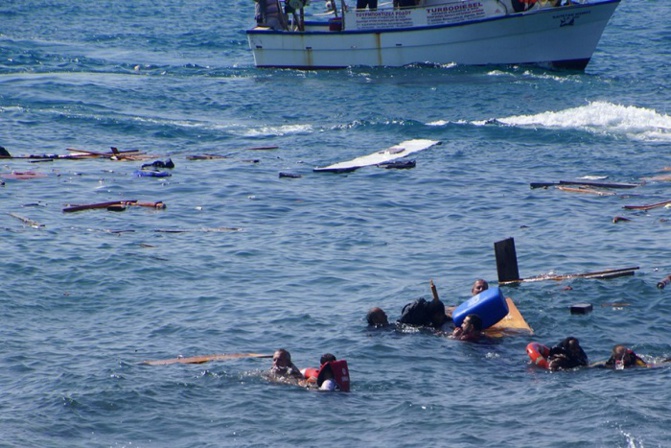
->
[141,352,273,366]
[63,200,165,213]
[499,266,639,285]
[244,146,279,151]
[186,154,230,160]
[484,298,533,337]
[0,171,48,180]
[67,147,140,157]
[531,180,640,190]
[313,139,440,173]
[623,199,671,211]
[494,237,638,285]
[556,186,614,196]
[641,174,671,182]
[153,227,242,233]
[8,213,44,228]
[3,153,90,160]
[0,148,143,161]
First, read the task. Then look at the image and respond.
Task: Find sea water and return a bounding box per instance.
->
[1,0,671,447]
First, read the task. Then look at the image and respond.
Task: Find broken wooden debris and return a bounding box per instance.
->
[494,237,638,285]
[63,200,166,213]
[530,180,640,190]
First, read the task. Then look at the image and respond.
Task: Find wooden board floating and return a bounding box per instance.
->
[0,148,144,161]
[495,237,638,285]
[63,200,165,213]
[313,139,441,173]
[186,154,230,160]
[8,213,44,228]
[623,199,671,211]
[244,146,279,151]
[530,180,640,190]
[141,352,273,366]
[484,298,533,338]
[0,171,48,180]
[556,186,615,196]
[499,266,639,285]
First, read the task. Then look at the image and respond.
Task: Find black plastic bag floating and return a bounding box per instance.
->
[378,160,416,170]
[399,298,431,326]
[141,158,175,170]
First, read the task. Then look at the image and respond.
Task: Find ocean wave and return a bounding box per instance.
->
[492,101,671,142]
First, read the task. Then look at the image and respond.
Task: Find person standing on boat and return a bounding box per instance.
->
[255,0,287,30]
[394,0,418,8]
[357,0,378,10]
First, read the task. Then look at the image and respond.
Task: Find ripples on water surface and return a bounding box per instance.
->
[2,0,671,446]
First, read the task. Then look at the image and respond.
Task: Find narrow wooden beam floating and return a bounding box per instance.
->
[67,147,140,157]
[530,180,640,190]
[499,266,640,285]
[8,213,44,228]
[244,146,279,151]
[141,353,273,366]
[623,199,671,211]
[556,186,615,196]
[494,237,638,285]
[63,200,166,213]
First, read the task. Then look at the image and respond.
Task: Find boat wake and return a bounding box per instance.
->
[487,101,671,142]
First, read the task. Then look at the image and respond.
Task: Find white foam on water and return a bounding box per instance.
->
[495,101,671,142]
[240,123,314,137]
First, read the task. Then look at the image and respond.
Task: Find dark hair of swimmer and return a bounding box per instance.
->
[471,279,489,296]
[320,353,336,365]
[427,299,447,326]
[366,307,389,326]
[464,314,483,332]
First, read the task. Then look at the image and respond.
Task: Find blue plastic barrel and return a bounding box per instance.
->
[134,170,171,178]
[452,287,509,329]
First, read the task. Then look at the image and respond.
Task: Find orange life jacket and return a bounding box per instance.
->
[317,360,350,392]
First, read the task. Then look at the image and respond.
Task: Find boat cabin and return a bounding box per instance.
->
[254,0,569,33]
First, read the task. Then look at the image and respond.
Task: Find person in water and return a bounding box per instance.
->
[547,337,588,371]
[398,297,448,329]
[366,307,389,327]
[451,314,483,342]
[302,353,350,391]
[269,348,303,380]
[303,353,337,383]
[471,279,489,296]
[603,345,647,369]
[316,359,339,391]
[320,353,336,365]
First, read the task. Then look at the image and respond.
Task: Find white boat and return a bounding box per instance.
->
[247,0,620,70]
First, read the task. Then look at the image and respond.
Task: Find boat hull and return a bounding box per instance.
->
[247,1,620,69]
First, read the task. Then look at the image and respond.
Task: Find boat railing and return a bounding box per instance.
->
[254,0,579,33]
[340,0,509,31]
